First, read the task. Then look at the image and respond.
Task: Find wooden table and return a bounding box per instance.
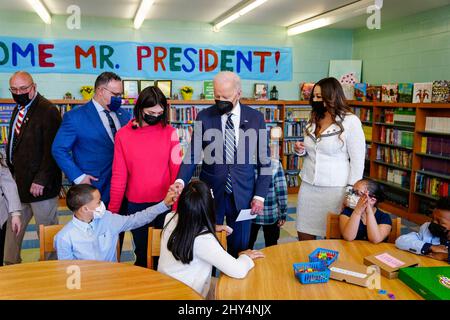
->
[0,260,202,300]
[216,240,448,300]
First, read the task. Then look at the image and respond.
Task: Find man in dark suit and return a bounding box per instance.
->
[52,72,129,206]
[172,71,271,257]
[4,71,62,264]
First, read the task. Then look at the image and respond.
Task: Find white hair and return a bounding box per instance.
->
[213,71,241,91]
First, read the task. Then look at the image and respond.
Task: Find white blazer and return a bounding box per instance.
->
[300,114,366,187]
[0,165,22,228]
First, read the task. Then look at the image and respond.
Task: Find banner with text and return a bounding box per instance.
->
[0,36,292,81]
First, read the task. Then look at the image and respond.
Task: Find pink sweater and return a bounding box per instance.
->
[109,121,182,213]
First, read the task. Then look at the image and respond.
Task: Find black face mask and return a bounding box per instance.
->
[12,92,32,107]
[311,100,327,119]
[429,222,448,240]
[143,113,163,126]
[215,100,234,115]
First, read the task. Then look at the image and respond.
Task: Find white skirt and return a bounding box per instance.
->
[296,181,346,237]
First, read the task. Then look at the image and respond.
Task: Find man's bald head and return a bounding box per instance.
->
[10,71,34,86]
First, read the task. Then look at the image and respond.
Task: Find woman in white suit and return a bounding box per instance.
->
[0,154,22,266]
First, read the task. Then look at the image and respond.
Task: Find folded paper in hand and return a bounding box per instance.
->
[235,209,257,222]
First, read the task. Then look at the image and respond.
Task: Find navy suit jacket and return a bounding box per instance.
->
[177,103,271,224]
[51,101,129,204]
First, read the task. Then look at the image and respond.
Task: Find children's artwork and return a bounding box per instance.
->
[341,84,355,100]
[139,80,154,93]
[354,83,367,101]
[398,83,414,103]
[299,82,315,101]
[254,83,268,100]
[374,253,405,268]
[382,84,399,103]
[431,80,450,103]
[412,82,432,103]
[123,80,139,99]
[156,80,172,99]
[203,80,214,100]
[329,60,362,84]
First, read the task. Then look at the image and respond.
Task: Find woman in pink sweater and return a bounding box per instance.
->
[109,86,182,267]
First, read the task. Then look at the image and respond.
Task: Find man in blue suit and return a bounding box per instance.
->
[52,72,129,206]
[172,71,271,257]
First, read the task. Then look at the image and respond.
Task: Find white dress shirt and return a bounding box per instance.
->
[300,114,366,187]
[73,99,122,184]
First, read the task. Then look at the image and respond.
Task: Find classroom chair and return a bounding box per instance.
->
[39,224,121,262]
[146,227,228,270]
[325,213,402,244]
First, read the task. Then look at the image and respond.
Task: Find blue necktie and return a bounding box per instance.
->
[224,113,236,194]
[104,110,117,139]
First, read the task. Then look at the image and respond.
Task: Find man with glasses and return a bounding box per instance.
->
[4,71,62,264]
[52,72,129,207]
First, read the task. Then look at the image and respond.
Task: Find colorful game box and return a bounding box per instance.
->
[399,266,450,300]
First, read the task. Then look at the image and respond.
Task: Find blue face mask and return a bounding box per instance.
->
[108,96,122,112]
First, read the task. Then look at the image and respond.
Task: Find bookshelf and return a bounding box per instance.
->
[348,100,450,225]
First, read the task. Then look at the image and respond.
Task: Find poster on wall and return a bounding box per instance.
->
[329,60,362,100]
[0,36,293,81]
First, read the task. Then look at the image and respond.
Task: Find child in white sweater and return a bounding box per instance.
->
[158,180,265,298]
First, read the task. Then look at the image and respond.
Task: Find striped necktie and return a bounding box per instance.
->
[104,110,117,139]
[12,106,25,153]
[224,113,236,194]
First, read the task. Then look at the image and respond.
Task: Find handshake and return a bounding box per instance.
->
[162,181,185,207]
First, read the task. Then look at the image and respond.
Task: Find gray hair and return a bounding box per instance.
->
[213,71,242,91]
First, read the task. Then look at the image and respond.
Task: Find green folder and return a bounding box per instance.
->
[399,266,450,300]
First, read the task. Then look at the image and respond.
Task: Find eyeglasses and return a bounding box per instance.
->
[349,189,376,199]
[102,87,123,97]
[9,83,34,94]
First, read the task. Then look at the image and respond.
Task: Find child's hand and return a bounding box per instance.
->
[353,196,367,215]
[216,224,233,236]
[427,251,449,262]
[239,249,265,260]
[430,245,448,254]
[163,190,177,207]
[277,219,286,227]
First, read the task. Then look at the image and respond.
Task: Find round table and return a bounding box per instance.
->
[216,240,447,300]
[0,260,202,300]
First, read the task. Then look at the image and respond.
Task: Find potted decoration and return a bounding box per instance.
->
[80,85,94,100]
[180,86,194,100]
[63,92,73,100]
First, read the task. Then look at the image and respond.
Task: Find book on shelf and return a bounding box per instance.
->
[381,84,399,103]
[299,82,314,101]
[170,105,206,122]
[284,141,299,154]
[203,81,214,100]
[415,173,449,198]
[412,82,433,103]
[285,174,300,188]
[366,85,382,102]
[366,143,372,160]
[354,83,367,101]
[379,127,414,148]
[425,117,450,134]
[378,166,410,188]
[431,80,450,103]
[284,155,304,171]
[362,125,372,142]
[285,107,311,121]
[376,145,412,168]
[420,136,450,156]
[284,121,307,137]
[341,83,355,100]
[0,104,15,123]
[398,83,414,103]
[352,107,372,122]
[421,158,450,175]
[251,106,280,122]
[393,108,416,126]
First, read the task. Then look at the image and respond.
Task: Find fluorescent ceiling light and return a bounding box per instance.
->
[287,0,374,36]
[213,0,268,32]
[27,0,51,24]
[134,0,155,29]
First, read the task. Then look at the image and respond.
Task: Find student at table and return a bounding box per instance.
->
[54,184,176,262]
[158,180,265,298]
[339,178,392,243]
[396,196,449,263]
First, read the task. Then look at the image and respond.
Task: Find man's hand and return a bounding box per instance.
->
[169,182,184,198]
[11,215,21,236]
[278,219,286,227]
[80,175,99,185]
[163,190,177,207]
[251,199,264,216]
[30,183,44,197]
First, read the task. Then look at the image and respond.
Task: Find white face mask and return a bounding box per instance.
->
[346,194,360,209]
[92,201,106,220]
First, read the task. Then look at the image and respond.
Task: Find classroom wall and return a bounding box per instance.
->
[353,4,450,84]
[0,11,353,100]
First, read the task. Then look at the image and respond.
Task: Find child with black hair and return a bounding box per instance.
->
[54,184,176,262]
[396,196,449,263]
[158,180,265,298]
[339,178,392,243]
